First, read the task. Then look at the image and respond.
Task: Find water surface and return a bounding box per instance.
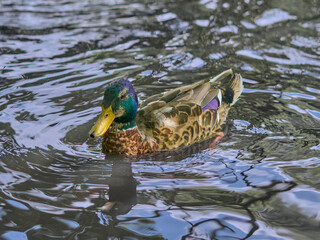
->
[0,0,320,239]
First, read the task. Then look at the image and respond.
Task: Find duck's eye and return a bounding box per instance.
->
[119,94,126,100]
[105,113,109,117]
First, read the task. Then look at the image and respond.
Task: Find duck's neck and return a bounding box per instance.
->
[111,120,137,131]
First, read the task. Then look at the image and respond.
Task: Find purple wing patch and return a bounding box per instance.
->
[203,97,220,111]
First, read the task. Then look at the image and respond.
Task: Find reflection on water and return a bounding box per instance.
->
[0,0,320,239]
[97,159,137,215]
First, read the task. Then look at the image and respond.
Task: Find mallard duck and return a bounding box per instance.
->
[89,69,243,155]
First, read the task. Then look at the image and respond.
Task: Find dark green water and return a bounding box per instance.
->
[0,0,320,239]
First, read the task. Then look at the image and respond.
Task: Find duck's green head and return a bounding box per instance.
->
[89,78,138,138]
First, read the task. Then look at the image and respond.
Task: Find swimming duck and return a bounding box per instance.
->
[89,69,243,155]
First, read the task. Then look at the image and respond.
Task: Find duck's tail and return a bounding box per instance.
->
[209,69,243,105]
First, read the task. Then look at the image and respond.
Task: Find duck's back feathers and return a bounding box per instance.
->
[136,69,243,150]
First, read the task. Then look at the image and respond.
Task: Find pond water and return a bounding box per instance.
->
[0,0,320,239]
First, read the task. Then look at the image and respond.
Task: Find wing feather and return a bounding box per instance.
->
[136,69,243,148]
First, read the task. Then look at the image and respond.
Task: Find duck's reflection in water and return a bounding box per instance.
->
[97,159,137,215]
[93,132,226,216]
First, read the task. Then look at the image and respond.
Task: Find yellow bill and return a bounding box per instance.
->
[89,106,115,138]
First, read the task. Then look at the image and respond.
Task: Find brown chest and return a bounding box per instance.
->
[102,128,158,155]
